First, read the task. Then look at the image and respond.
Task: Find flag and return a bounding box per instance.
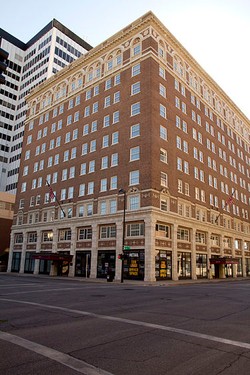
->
[49,186,55,201]
[225,195,234,206]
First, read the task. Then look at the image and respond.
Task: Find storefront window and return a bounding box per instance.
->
[24,252,35,273]
[196,254,207,278]
[123,250,144,280]
[177,252,191,279]
[11,252,21,272]
[155,251,172,280]
[97,251,116,278]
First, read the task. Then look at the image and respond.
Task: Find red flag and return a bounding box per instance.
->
[226,195,234,206]
[49,186,55,201]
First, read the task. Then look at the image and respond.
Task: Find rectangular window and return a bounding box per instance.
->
[131,102,140,116]
[126,223,145,237]
[132,63,140,76]
[129,195,140,210]
[160,125,167,140]
[131,82,140,95]
[130,170,139,185]
[130,146,140,161]
[131,124,140,138]
[100,225,116,239]
[160,104,166,118]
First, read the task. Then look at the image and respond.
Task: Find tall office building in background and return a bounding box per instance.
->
[0,20,92,193]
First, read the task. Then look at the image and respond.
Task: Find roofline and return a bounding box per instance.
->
[0,18,92,51]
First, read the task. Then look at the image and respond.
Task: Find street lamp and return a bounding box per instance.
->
[119,188,126,283]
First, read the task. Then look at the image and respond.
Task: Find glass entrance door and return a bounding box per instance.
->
[75,251,91,277]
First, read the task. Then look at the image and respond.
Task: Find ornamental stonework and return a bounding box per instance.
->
[98,240,116,247]
[76,242,92,249]
[177,242,191,250]
[41,243,52,250]
[155,239,172,248]
[125,239,145,246]
[57,242,71,249]
[26,244,36,250]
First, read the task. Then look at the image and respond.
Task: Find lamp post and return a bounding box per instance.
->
[119,188,126,283]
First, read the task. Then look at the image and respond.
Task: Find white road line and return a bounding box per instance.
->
[0,331,114,375]
[1,298,250,350]
[0,287,83,295]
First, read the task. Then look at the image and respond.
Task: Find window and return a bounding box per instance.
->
[127,223,145,236]
[132,63,140,76]
[27,232,37,243]
[102,135,109,148]
[103,115,110,127]
[88,182,94,195]
[67,115,72,125]
[161,172,168,187]
[69,166,75,179]
[160,104,166,118]
[105,78,112,90]
[156,224,170,238]
[130,170,139,185]
[100,201,107,215]
[129,195,140,210]
[131,124,140,138]
[58,229,71,241]
[101,156,108,169]
[130,146,140,161]
[113,111,119,124]
[131,102,140,116]
[68,187,74,199]
[110,199,117,214]
[177,228,189,241]
[111,153,118,166]
[159,83,166,97]
[100,225,116,239]
[100,178,108,192]
[160,125,167,140]
[110,176,117,190]
[79,184,85,196]
[131,82,140,95]
[78,227,92,240]
[89,160,95,173]
[196,231,206,244]
[160,149,167,163]
[90,140,96,152]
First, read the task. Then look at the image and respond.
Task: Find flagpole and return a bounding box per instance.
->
[46,180,66,218]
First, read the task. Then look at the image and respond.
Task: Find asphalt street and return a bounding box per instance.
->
[0,274,250,375]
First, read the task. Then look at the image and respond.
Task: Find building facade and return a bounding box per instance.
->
[0,192,15,271]
[0,20,92,193]
[7,12,250,281]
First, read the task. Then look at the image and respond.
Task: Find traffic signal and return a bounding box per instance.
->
[118,253,124,260]
[0,48,8,85]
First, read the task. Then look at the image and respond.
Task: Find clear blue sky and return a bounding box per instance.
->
[3,0,250,119]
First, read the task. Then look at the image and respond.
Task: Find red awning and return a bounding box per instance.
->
[209,257,239,265]
[32,253,73,262]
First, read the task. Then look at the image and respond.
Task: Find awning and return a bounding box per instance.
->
[209,257,239,265]
[32,253,73,262]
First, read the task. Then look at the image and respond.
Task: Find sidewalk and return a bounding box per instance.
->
[2,272,250,287]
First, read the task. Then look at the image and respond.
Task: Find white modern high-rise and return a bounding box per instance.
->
[0,19,92,193]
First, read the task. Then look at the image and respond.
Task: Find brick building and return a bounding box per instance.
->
[7,11,250,281]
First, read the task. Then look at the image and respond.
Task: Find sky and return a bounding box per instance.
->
[3,0,250,119]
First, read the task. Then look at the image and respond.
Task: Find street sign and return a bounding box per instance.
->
[124,246,130,250]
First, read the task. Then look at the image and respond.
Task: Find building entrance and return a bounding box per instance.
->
[155,250,172,280]
[123,250,144,280]
[75,251,91,277]
[97,251,116,278]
